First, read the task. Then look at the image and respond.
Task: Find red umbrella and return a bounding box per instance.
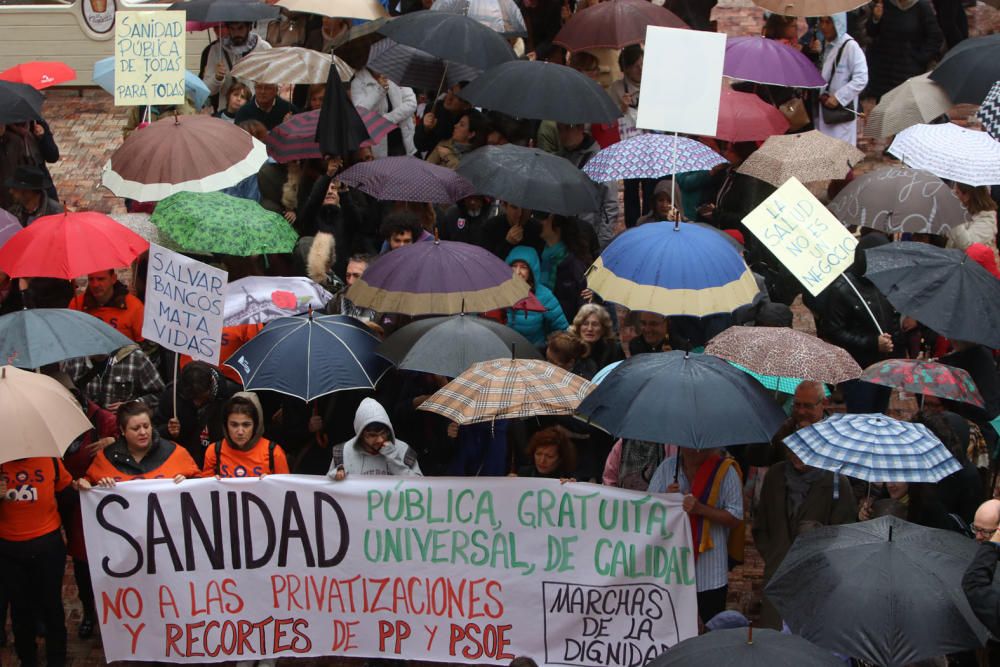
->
[553,0,687,51]
[0,212,148,279]
[265,107,399,163]
[0,61,76,89]
[713,87,789,143]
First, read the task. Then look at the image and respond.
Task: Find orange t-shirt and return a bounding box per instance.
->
[202,437,289,478]
[69,292,146,343]
[85,441,199,484]
[0,458,72,542]
[179,323,264,384]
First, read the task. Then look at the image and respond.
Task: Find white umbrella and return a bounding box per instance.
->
[275,0,387,20]
[224,276,334,326]
[431,0,527,36]
[0,366,92,464]
[231,47,354,85]
[888,123,1000,187]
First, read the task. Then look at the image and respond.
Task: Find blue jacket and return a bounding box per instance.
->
[505,246,569,347]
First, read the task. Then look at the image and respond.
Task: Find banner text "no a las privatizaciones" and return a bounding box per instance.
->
[82,476,698,665]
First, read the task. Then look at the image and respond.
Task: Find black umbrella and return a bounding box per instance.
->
[377,10,515,71]
[648,627,843,667]
[167,0,279,22]
[864,241,1000,348]
[765,516,990,666]
[332,17,389,70]
[459,60,622,124]
[377,314,542,378]
[456,144,602,215]
[315,62,370,157]
[928,33,1000,104]
[0,81,44,124]
[575,352,786,448]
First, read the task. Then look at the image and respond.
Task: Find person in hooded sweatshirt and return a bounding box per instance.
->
[327,398,422,480]
[505,246,570,349]
[202,393,290,479]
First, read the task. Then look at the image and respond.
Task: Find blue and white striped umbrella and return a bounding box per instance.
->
[582,133,727,182]
[784,413,961,483]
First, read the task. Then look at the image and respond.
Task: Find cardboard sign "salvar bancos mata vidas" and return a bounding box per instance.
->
[82,476,698,665]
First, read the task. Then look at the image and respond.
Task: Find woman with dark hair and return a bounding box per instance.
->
[203,393,290,478]
[515,427,577,479]
[156,361,240,467]
[82,401,199,486]
[538,214,592,323]
[426,109,488,169]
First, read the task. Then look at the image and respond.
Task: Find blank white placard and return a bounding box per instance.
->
[635,26,726,136]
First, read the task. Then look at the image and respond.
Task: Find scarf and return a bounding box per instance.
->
[784,464,825,518]
[688,455,741,560]
[539,241,568,292]
[224,33,260,60]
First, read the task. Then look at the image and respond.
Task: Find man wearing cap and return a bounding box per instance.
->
[6,165,62,227]
[69,270,145,342]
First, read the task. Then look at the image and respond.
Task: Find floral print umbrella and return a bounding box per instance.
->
[861,359,985,409]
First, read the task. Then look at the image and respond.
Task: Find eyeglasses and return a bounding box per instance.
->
[972,525,997,537]
[792,400,824,409]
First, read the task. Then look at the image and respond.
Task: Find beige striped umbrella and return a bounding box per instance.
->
[418,359,593,425]
[231,47,354,84]
[276,0,387,19]
[736,130,865,187]
[864,73,953,139]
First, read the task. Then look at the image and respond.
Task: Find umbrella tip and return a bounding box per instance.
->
[673,220,680,231]
[888,525,893,542]
[1,367,4,379]
[511,343,515,360]
[747,623,753,645]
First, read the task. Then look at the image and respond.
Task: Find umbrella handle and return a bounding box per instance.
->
[841,274,884,336]
[433,62,450,112]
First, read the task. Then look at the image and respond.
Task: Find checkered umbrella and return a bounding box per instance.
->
[977,81,1000,141]
[783,413,962,483]
[418,358,593,424]
[582,133,727,182]
[705,326,862,384]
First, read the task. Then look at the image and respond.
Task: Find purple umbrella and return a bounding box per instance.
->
[266,108,398,163]
[724,36,826,88]
[337,156,476,203]
[0,208,20,249]
[345,239,530,315]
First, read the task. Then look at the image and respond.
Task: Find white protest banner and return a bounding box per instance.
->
[115,11,186,106]
[82,476,698,665]
[742,177,859,296]
[635,27,726,136]
[142,243,227,364]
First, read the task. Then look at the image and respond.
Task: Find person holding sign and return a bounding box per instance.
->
[0,457,72,667]
[202,393,289,479]
[78,401,199,486]
[814,14,868,147]
[328,398,422,479]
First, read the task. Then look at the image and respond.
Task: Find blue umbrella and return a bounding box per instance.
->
[586,221,760,317]
[783,413,961,483]
[576,351,786,448]
[590,360,623,385]
[224,313,391,401]
[91,57,211,110]
[0,308,134,369]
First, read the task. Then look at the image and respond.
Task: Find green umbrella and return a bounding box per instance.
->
[729,361,830,397]
[150,191,298,256]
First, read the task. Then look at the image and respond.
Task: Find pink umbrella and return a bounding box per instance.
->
[724,36,826,89]
[713,87,790,143]
[265,107,398,163]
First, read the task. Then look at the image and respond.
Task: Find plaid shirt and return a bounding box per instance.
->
[63,347,164,411]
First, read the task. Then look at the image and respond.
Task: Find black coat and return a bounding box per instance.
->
[819,273,901,369]
[962,542,1000,636]
[865,0,944,100]
[154,367,240,467]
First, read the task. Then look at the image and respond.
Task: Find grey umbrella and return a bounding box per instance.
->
[367,38,481,92]
[459,60,622,124]
[648,627,843,667]
[456,144,602,215]
[865,241,1000,349]
[827,166,971,236]
[377,314,542,378]
[0,309,134,369]
[765,516,991,666]
[377,10,515,71]
[575,351,786,448]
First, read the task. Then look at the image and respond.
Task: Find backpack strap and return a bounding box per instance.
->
[268,440,277,474]
[213,441,223,477]
[52,458,60,483]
